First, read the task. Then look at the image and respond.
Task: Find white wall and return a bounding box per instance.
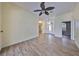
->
[53,16,62,37]
[73,4,79,48]
[1,3,38,48]
[74,20,79,48]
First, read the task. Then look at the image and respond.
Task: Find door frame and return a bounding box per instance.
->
[62,21,71,39]
[62,20,75,40]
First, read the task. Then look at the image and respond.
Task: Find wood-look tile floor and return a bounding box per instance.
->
[0,34,79,56]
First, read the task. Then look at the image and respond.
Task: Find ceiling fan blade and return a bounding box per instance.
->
[39,12,42,16]
[46,7,55,11]
[45,11,49,15]
[40,2,45,10]
[34,10,42,12]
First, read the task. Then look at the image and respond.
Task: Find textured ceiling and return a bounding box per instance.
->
[14,2,77,16]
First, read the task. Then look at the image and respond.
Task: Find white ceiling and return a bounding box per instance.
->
[14,2,78,16]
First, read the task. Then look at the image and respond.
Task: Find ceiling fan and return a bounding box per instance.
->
[34,2,55,16]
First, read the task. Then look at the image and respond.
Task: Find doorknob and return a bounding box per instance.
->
[0,30,3,32]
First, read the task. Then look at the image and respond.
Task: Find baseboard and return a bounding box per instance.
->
[75,41,79,48]
[2,35,37,48]
[54,34,62,38]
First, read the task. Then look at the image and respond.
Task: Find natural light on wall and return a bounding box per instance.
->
[47,21,52,32]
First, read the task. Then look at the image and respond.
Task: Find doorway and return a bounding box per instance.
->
[38,20,45,35]
[46,21,53,34]
[62,21,71,39]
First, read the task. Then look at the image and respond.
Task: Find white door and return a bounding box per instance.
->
[0,19,1,50]
[0,3,2,50]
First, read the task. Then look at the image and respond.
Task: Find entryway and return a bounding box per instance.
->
[62,21,71,39]
[38,20,45,35]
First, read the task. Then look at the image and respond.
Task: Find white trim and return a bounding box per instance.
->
[75,41,79,48]
[71,20,75,40]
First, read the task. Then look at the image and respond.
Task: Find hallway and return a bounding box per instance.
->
[0,34,79,56]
